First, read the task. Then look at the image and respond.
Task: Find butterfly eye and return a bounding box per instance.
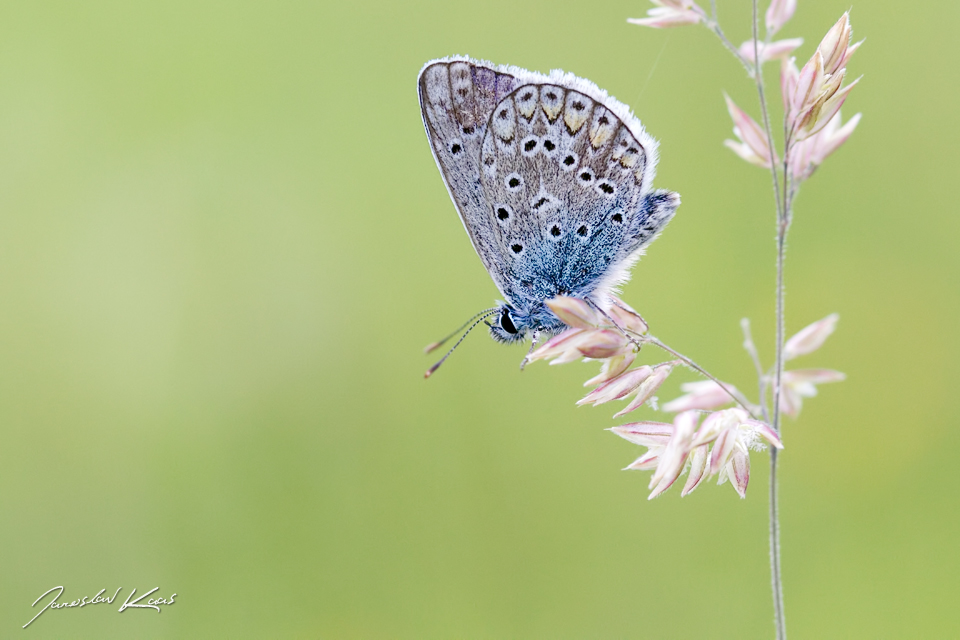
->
[500,308,518,334]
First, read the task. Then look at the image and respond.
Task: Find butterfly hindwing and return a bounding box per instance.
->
[478,82,671,307]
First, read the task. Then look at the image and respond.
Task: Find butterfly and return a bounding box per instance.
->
[419,56,679,372]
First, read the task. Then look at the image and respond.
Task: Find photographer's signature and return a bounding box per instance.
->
[23,586,176,628]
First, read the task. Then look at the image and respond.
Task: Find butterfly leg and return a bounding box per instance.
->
[519,328,543,371]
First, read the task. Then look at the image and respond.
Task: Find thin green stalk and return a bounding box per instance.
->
[701,3,793,633]
[705,0,754,75]
[769,446,785,640]
[750,1,787,638]
[641,334,761,420]
[585,300,762,420]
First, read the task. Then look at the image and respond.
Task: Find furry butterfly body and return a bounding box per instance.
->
[418,56,679,343]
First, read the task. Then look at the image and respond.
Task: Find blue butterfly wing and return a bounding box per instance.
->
[420,57,679,321]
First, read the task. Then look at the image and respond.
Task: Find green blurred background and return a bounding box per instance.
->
[1,0,957,637]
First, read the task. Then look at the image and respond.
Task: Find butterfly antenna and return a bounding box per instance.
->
[424,309,500,379]
[424,308,497,354]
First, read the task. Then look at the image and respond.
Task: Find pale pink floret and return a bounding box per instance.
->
[610,421,673,447]
[803,77,860,139]
[681,444,709,496]
[787,13,861,138]
[738,38,803,65]
[578,366,654,406]
[612,407,781,499]
[648,411,700,499]
[724,94,778,168]
[690,409,728,447]
[836,39,863,76]
[576,329,630,359]
[781,57,800,109]
[789,110,861,182]
[526,328,588,364]
[693,409,783,451]
[742,419,784,450]
[709,423,740,475]
[704,409,781,498]
[722,449,751,498]
[583,352,637,387]
[765,0,797,37]
[662,380,738,412]
[613,422,673,472]
[608,298,649,335]
[816,111,859,163]
[817,13,853,76]
[782,19,861,179]
[530,297,646,367]
[790,51,825,130]
[613,363,675,418]
[545,297,601,330]
[779,369,846,418]
[784,313,839,360]
[624,450,661,471]
[627,1,703,28]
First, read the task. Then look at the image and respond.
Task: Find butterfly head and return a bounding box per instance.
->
[488,301,568,344]
[488,304,526,343]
